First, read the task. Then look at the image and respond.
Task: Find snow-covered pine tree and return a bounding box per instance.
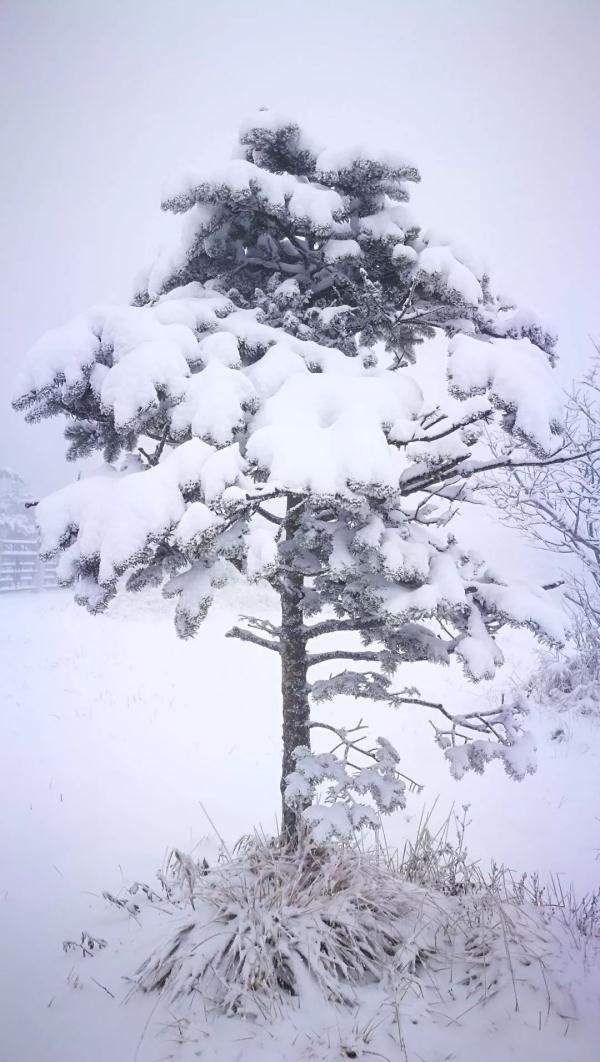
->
[14,110,566,841]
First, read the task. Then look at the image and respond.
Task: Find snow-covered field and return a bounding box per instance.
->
[1,587,598,1061]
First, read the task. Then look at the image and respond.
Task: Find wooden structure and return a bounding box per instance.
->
[0,537,58,594]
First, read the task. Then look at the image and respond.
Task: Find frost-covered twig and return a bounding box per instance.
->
[226,626,282,652]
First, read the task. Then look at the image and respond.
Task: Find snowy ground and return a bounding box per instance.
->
[1,587,599,1061]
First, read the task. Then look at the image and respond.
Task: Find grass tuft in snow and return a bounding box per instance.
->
[134,834,426,1014]
[127,817,599,1023]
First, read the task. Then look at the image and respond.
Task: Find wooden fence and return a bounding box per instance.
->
[0,538,58,594]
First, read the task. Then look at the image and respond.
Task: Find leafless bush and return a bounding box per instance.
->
[527,624,600,719]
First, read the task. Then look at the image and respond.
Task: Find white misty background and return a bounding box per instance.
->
[1,3,599,1061]
[1,0,599,495]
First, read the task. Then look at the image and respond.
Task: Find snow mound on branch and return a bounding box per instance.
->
[323,237,362,262]
[245,341,308,397]
[473,579,565,644]
[169,361,256,445]
[449,333,562,450]
[99,338,191,431]
[162,159,345,231]
[358,210,406,240]
[13,314,100,402]
[418,245,483,306]
[316,143,419,184]
[37,440,245,590]
[248,372,422,495]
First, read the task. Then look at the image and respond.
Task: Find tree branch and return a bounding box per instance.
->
[400,445,600,497]
[406,408,493,445]
[308,719,423,791]
[305,617,385,639]
[226,626,281,652]
[307,649,384,666]
[257,507,283,526]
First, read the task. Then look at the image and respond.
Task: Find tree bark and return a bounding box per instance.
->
[279,493,310,842]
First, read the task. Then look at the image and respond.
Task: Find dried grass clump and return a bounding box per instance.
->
[134,836,437,1015]
[130,818,598,1022]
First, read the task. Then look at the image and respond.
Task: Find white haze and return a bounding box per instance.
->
[1,0,599,494]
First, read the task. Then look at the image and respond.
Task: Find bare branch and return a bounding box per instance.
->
[257,507,283,526]
[400,444,600,498]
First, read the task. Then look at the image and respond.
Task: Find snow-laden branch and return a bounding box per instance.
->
[307,648,385,667]
[285,727,412,843]
[226,626,282,652]
[309,669,535,782]
[308,719,422,791]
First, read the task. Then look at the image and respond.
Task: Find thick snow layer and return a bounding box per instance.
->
[162,158,344,230]
[169,362,256,445]
[245,340,308,398]
[247,372,422,495]
[1,587,599,1061]
[421,227,487,278]
[36,440,245,586]
[14,285,566,706]
[12,314,100,399]
[322,237,362,262]
[237,106,322,157]
[418,245,483,305]
[392,242,418,263]
[316,143,418,176]
[100,338,191,430]
[449,333,562,450]
[197,330,241,368]
[473,578,565,643]
[358,210,406,240]
[15,285,562,482]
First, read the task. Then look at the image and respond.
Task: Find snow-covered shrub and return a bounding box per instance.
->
[135,839,430,1012]
[125,831,597,1024]
[528,635,600,720]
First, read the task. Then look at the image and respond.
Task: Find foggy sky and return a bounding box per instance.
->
[1,0,599,494]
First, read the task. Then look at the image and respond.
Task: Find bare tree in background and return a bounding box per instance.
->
[493,342,600,710]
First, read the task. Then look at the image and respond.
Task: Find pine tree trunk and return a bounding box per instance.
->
[280,494,310,843]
